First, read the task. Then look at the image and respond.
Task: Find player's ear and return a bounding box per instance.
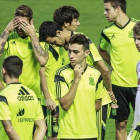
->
[85,50,90,57]
[56,30,62,37]
[63,22,70,29]
[29,19,33,25]
[2,68,7,75]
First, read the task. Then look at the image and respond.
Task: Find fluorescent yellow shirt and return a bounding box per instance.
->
[99,18,140,87]
[55,64,102,139]
[0,83,44,140]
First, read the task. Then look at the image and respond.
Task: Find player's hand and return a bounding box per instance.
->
[19,19,36,37]
[74,64,84,82]
[5,18,19,33]
[45,97,56,111]
[54,113,59,122]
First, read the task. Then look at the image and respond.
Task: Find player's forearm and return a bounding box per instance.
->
[39,67,51,99]
[33,119,46,140]
[2,120,20,140]
[98,47,111,66]
[7,128,20,140]
[31,35,48,65]
[0,30,9,55]
[102,69,112,92]
[60,80,79,111]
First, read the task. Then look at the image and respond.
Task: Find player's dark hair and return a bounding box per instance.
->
[133,21,140,35]
[39,21,63,42]
[69,34,89,51]
[104,0,127,13]
[3,56,23,78]
[53,6,80,27]
[15,4,33,21]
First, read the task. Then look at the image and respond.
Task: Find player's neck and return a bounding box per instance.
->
[5,76,19,85]
[64,30,71,49]
[115,13,129,28]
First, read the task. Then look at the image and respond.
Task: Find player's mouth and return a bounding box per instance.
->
[70,60,76,63]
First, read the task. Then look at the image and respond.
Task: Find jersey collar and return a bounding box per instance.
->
[7,82,21,86]
[68,63,88,73]
[114,17,131,29]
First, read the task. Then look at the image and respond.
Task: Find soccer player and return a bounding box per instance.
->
[127,21,140,140]
[53,5,80,32]
[55,34,103,139]
[0,55,46,140]
[53,6,112,140]
[0,4,48,100]
[98,0,140,139]
[40,43,61,140]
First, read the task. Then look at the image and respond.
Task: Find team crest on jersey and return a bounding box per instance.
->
[89,77,95,85]
[53,123,59,133]
[28,42,33,49]
[128,30,133,38]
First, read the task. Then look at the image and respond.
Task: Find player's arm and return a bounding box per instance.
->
[39,66,56,111]
[59,64,83,111]
[33,119,46,140]
[95,99,102,112]
[19,20,48,65]
[1,120,20,140]
[0,18,19,56]
[98,46,111,67]
[94,59,112,92]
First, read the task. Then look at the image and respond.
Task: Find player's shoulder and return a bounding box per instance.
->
[56,64,71,75]
[0,94,8,105]
[87,64,100,73]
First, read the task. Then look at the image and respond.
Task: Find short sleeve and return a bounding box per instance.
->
[55,72,69,99]
[95,80,104,100]
[0,96,11,120]
[35,101,44,120]
[99,31,110,50]
[89,40,102,62]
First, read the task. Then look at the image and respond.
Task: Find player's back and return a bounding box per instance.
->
[0,83,42,140]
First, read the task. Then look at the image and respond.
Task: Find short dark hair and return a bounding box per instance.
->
[53,6,80,27]
[3,56,23,78]
[133,21,140,35]
[69,34,89,51]
[15,4,33,21]
[104,0,127,13]
[39,21,63,42]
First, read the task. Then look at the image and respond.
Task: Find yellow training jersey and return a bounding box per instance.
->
[99,18,140,87]
[41,44,62,105]
[4,30,44,99]
[0,83,44,140]
[55,64,102,139]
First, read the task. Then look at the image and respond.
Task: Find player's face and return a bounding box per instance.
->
[67,18,80,31]
[15,16,30,37]
[104,2,118,22]
[69,43,87,67]
[134,33,140,52]
[46,36,65,47]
